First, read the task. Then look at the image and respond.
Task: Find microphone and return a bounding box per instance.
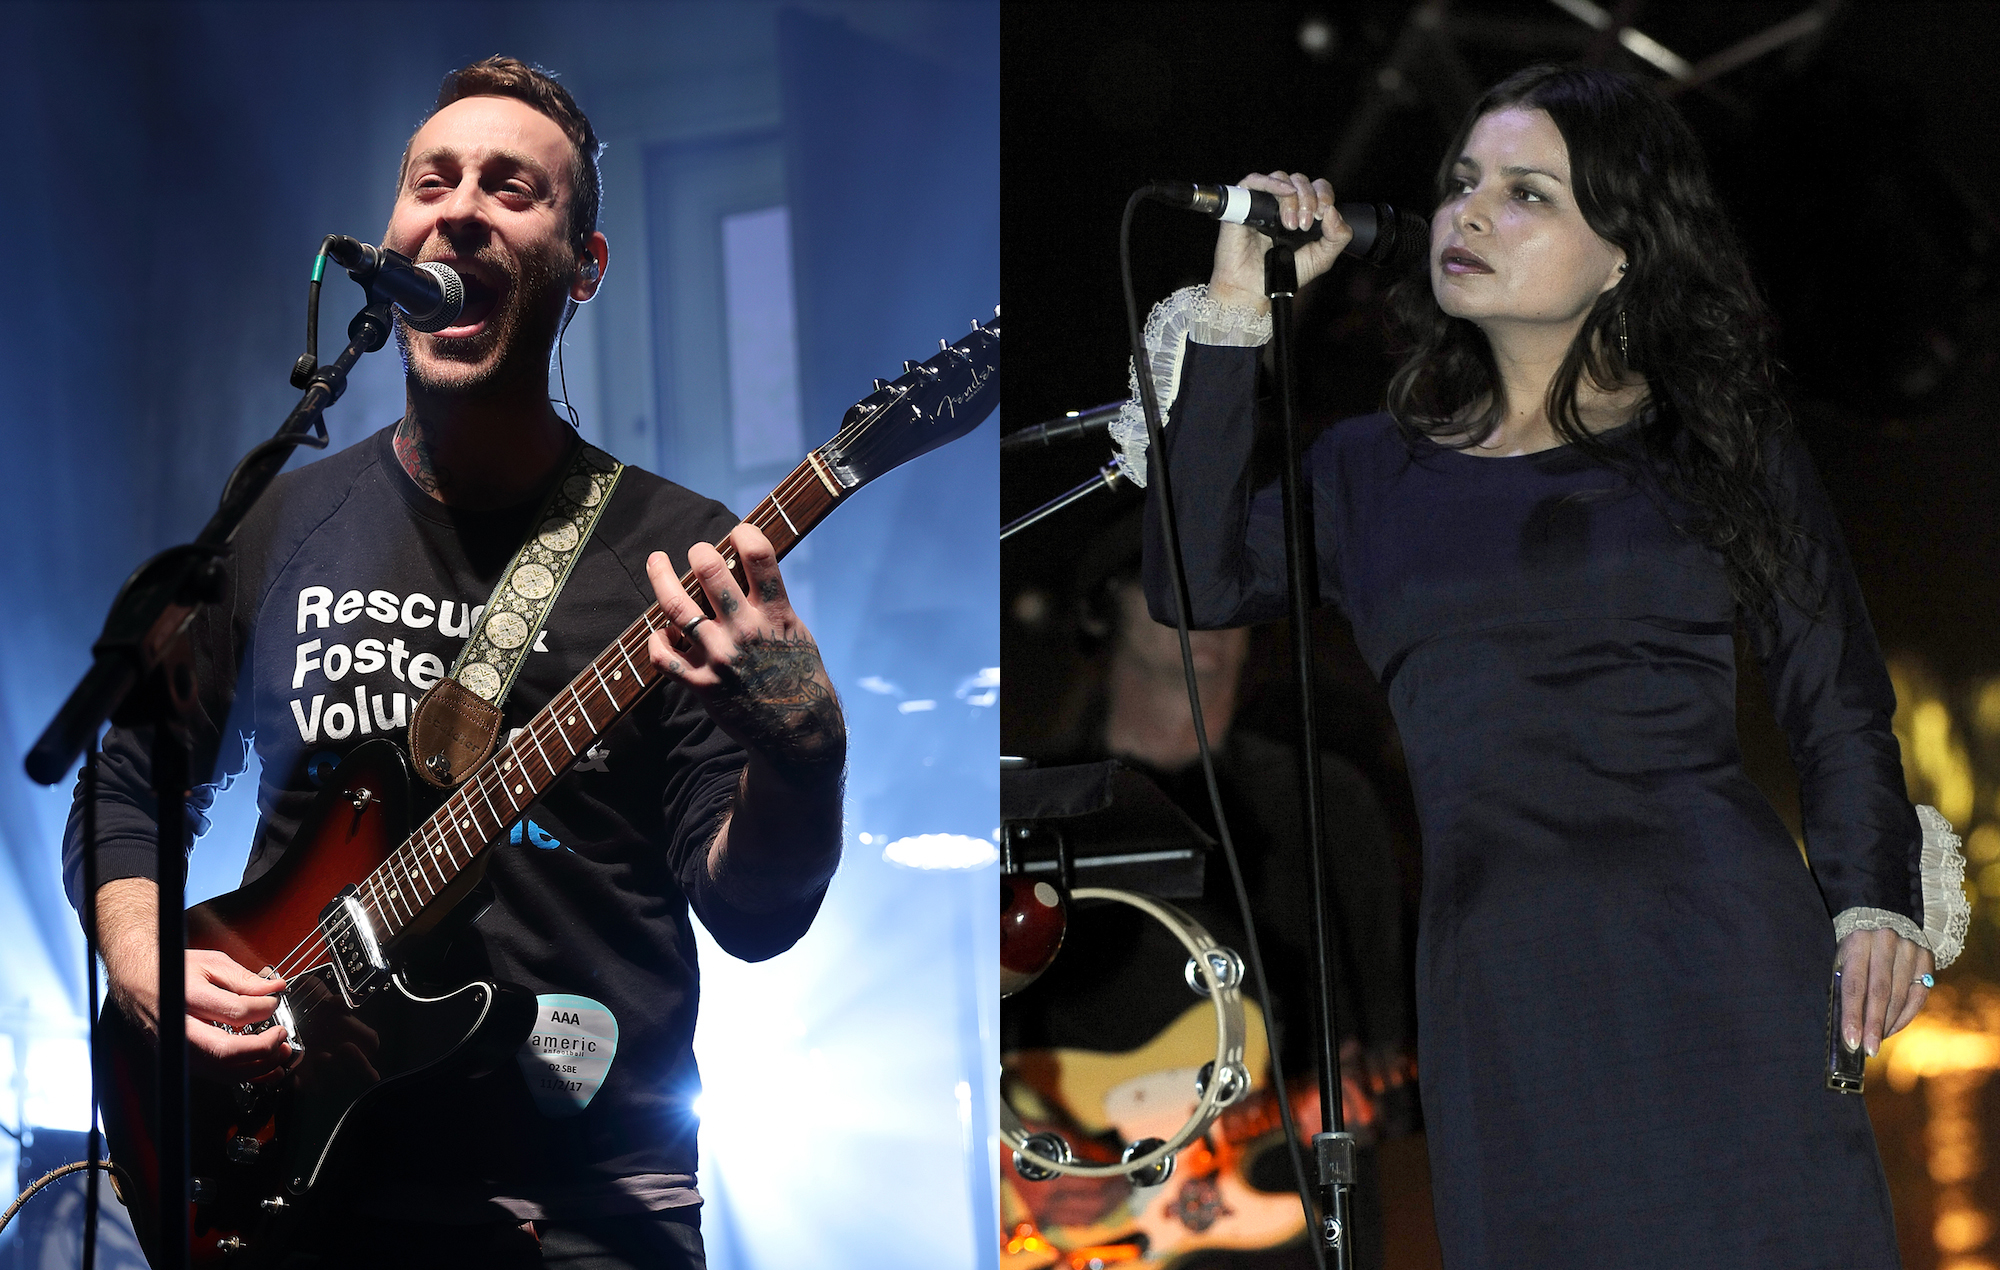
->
[1000,402,1123,451]
[324,235,466,332]
[1147,183,1430,270]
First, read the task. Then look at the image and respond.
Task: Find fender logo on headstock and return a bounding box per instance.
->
[932,363,994,421]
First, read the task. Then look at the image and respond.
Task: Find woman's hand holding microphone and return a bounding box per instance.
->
[1208,171,1356,314]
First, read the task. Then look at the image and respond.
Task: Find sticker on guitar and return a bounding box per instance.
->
[516,993,620,1117]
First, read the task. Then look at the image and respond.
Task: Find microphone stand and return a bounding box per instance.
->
[1265,241,1357,1267]
[998,455,1130,540]
[25,294,397,1270]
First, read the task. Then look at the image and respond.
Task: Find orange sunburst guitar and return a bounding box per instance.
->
[1001,1001,1412,1269]
[96,318,998,1267]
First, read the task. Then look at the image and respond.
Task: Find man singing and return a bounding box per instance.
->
[63,56,842,1268]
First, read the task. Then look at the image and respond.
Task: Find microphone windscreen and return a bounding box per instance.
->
[403,262,467,332]
[1340,203,1431,271]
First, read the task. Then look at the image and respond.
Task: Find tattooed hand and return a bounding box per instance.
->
[644,523,846,775]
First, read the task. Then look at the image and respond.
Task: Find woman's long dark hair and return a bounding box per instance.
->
[1385,64,1811,633]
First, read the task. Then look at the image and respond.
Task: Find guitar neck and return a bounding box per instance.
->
[344,447,851,946]
[1216,1077,1315,1148]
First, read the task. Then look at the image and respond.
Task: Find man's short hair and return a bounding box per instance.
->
[401,55,603,254]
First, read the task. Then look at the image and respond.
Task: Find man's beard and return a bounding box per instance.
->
[396,244,570,399]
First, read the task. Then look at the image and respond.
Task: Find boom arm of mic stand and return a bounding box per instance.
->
[999,455,1130,540]
[26,300,393,786]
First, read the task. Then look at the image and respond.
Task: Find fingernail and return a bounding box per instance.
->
[1866,1040,1879,1057]
[1845,1030,1860,1051]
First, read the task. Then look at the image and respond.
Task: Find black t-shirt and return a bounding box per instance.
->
[64,425,827,1218]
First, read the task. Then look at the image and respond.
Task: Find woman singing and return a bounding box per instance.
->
[1137,64,1967,1267]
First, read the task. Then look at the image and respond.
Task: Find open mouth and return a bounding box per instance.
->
[437,275,500,334]
[1440,246,1492,274]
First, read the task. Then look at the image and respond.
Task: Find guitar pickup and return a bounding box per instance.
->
[320,886,389,1006]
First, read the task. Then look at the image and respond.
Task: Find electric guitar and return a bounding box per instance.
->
[96,316,999,1267]
[1001,1000,1414,1269]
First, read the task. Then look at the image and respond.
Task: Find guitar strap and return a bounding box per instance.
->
[408,440,626,789]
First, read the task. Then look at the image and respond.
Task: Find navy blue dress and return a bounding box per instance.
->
[1143,342,1921,1269]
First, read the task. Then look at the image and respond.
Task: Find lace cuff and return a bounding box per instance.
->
[1831,804,1972,971]
[1111,285,1273,487]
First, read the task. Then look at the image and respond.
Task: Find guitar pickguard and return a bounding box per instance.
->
[276,969,531,1197]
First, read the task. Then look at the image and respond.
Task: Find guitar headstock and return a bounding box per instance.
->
[819,313,1000,490]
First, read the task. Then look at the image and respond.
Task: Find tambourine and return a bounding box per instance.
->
[999,886,1249,1184]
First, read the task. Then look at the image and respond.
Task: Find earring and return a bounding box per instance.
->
[1619,310,1629,360]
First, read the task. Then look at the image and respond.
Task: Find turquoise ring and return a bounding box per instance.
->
[1916,973,1935,989]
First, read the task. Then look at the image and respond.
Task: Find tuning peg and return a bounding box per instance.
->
[939,338,949,351]
[970,318,980,330]
[872,378,890,391]
[994,305,1001,317]
[903,360,920,374]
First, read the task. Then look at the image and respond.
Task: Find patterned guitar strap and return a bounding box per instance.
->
[407,440,625,789]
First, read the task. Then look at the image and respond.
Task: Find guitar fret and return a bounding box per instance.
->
[767,493,799,539]
[418,838,445,889]
[526,721,557,779]
[473,773,504,827]
[384,867,412,922]
[588,661,617,712]
[366,879,396,929]
[446,809,473,859]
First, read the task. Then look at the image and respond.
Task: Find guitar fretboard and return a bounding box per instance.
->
[340,449,849,947]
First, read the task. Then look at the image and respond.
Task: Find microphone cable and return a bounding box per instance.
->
[1118,187,1327,1270]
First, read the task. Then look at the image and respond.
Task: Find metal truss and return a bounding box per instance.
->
[1327,0,1846,184]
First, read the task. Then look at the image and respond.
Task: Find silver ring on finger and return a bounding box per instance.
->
[1915,973,1935,989]
[677,614,707,639]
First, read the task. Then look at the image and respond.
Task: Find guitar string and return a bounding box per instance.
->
[262,600,665,980]
[267,548,720,975]
[255,346,992,982]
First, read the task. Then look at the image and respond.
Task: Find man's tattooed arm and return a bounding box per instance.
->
[697,630,846,914]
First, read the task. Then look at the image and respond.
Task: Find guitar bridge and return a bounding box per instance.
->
[320,886,389,1006]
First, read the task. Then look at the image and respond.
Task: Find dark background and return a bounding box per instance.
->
[1002,4,2000,1267]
